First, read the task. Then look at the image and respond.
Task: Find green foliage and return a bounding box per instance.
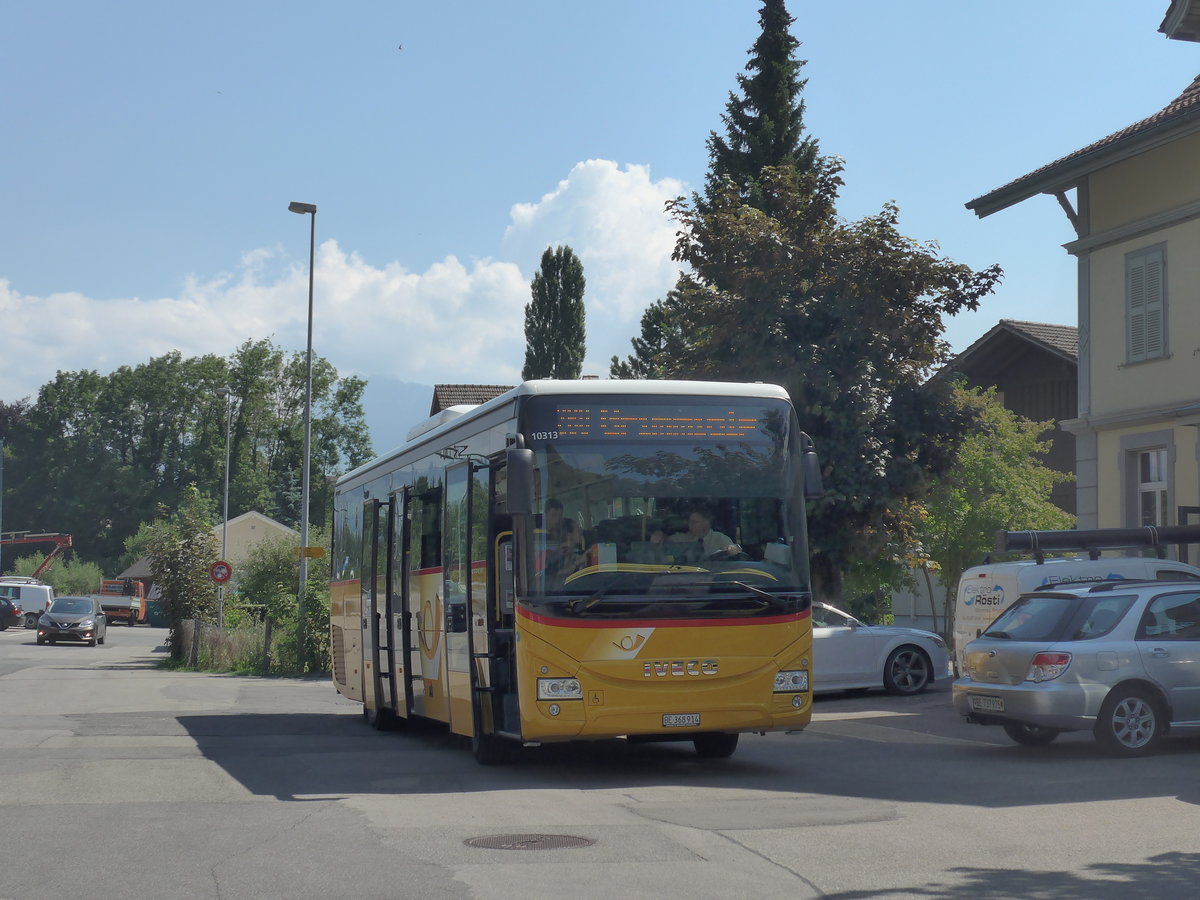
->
[914,385,1075,632]
[610,288,696,379]
[144,485,219,660]
[224,527,331,674]
[523,245,587,380]
[660,166,1000,600]
[0,339,368,572]
[612,1,1001,599]
[5,553,105,596]
[705,0,820,209]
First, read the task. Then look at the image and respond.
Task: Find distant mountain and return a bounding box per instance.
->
[359,375,434,456]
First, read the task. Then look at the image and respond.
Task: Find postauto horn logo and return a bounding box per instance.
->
[964,584,1005,607]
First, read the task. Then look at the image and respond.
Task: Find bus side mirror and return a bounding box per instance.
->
[801,436,823,500]
[506,448,534,515]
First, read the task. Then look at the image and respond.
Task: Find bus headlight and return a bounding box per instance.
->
[774,670,809,693]
[537,677,582,700]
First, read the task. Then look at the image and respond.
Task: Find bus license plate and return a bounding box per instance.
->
[663,713,700,727]
[969,695,1004,713]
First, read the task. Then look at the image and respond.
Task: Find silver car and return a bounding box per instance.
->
[953,580,1200,756]
[37,596,107,647]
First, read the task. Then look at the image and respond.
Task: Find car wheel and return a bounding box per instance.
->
[89,637,97,647]
[1094,686,1163,757]
[24,613,37,629]
[883,646,932,695]
[693,733,739,758]
[0,623,7,631]
[1003,722,1060,747]
[36,636,44,645]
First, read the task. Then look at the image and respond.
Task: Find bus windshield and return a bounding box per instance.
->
[520,394,811,618]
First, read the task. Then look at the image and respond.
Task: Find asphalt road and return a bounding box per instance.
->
[4,623,1200,899]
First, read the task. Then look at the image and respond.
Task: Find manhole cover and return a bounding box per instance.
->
[464,833,594,851]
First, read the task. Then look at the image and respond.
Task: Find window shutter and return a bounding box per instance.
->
[1127,246,1165,362]
[1144,249,1164,358]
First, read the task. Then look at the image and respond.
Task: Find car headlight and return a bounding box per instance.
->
[537,677,582,700]
[931,636,946,649]
[80,620,95,629]
[774,669,809,693]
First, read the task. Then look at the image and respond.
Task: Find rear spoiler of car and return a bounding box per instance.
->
[995,525,1200,562]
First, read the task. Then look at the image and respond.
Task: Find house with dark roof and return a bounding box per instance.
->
[429,384,514,416]
[966,3,1200,546]
[947,320,1078,514]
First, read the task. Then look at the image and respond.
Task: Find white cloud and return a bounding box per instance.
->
[504,159,686,374]
[0,159,686,403]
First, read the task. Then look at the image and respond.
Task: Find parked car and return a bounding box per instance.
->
[0,597,21,631]
[953,580,1200,756]
[0,576,55,628]
[36,596,107,647]
[811,601,950,695]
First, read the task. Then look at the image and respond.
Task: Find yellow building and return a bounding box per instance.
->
[967,4,1200,560]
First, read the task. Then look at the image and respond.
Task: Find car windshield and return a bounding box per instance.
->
[49,598,92,615]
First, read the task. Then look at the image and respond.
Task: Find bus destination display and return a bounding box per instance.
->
[526,402,769,442]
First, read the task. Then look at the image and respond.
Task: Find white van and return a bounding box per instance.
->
[953,556,1200,669]
[0,577,56,628]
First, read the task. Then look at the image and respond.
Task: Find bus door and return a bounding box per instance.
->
[390,487,417,718]
[445,464,474,735]
[408,482,449,722]
[361,498,394,727]
[483,455,520,738]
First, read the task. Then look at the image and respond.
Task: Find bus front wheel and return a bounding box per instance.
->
[693,733,739,758]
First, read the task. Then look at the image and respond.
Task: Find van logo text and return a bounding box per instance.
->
[643,660,718,677]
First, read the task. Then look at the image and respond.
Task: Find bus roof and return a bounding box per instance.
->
[337,379,792,489]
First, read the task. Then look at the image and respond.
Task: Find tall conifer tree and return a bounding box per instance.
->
[705,0,820,207]
[522,246,587,380]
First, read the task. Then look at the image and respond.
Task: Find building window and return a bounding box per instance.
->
[1137,448,1169,527]
[1126,244,1166,363]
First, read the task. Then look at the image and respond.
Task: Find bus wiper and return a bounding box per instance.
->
[716,580,777,609]
[566,588,608,615]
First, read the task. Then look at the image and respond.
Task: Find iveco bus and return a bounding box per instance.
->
[329,380,823,763]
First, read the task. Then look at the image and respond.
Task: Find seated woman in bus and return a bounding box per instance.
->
[668,507,740,559]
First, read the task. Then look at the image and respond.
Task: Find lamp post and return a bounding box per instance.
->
[215,386,233,627]
[288,200,317,659]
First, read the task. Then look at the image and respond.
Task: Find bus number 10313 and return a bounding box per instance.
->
[530,431,559,441]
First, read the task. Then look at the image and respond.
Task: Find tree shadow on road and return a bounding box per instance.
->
[826,851,1200,899]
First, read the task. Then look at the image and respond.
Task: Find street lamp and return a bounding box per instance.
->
[288,200,317,658]
[215,386,233,627]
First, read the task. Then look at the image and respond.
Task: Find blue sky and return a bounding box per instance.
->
[3,1,1198,452]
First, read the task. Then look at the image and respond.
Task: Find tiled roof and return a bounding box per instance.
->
[430,384,514,415]
[947,319,1078,378]
[998,320,1078,360]
[968,74,1200,216]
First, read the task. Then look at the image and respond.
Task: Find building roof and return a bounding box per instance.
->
[1161,0,1200,41]
[430,384,514,415]
[949,319,1078,377]
[967,74,1200,218]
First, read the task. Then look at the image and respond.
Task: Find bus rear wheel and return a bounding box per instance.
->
[693,733,739,758]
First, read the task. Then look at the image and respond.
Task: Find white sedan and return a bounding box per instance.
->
[811,602,950,695]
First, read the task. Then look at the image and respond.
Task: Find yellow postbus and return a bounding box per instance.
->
[329,380,823,763]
